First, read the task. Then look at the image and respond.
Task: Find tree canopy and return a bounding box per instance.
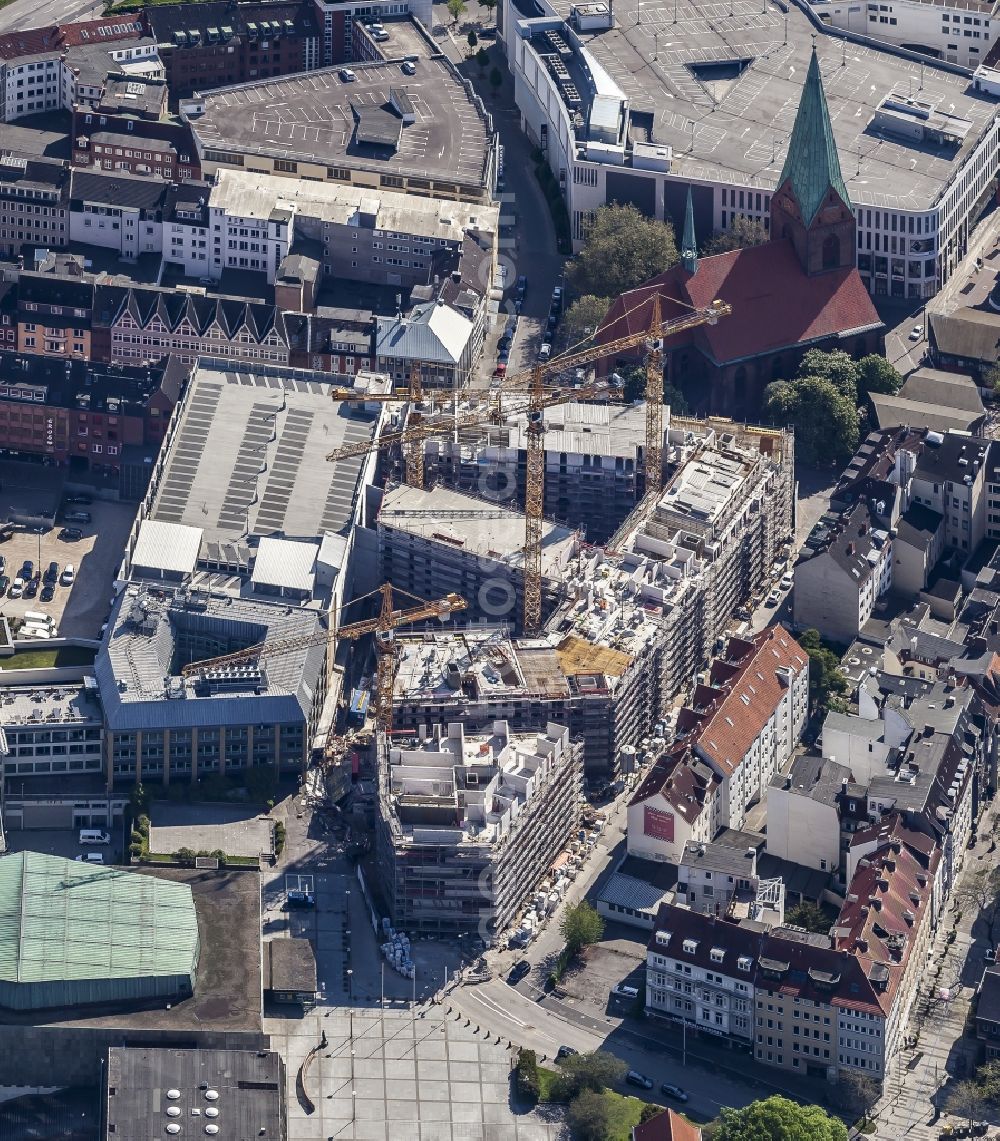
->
[703,216,768,255]
[618,363,690,412]
[563,295,611,346]
[797,628,849,712]
[784,900,831,935]
[763,376,859,466]
[447,0,467,22]
[857,354,903,398]
[565,1089,613,1141]
[553,1050,627,1102]
[714,1096,848,1141]
[561,901,604,953]
[568,204,678,297]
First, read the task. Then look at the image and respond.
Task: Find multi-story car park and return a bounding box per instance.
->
[374,720,582,936]
[500,0,1000,297]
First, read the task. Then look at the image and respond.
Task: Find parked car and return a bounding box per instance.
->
[660,1083,688,1102]
[625,1071,653,1091]
[58,527,83,542]
[765,589,781,607]
[21,560,33,580]
[556,1045,578,1060]
[493,362,507,376]
[9,577,23,598]
[339,68,356,81]
[516,274,527,299]
[0,555,6,576]
[65,494,92,505]
[75,852,104,864]
[40,584,54,602]
[507,960,531,986]
[61,564,75,586]
[64,511,91,524]
[45,561,59,583]
[401,60,416,74]
[908,324,923,341]
[538,343,552,362]
[24,579,38,599]
[0,575,9,595]
[779,572,794,590]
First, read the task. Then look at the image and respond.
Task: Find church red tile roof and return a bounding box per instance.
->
[633,1108,702,1141]
[596,238,881,367]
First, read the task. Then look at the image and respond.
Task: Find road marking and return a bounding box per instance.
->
[468,989,529,1027]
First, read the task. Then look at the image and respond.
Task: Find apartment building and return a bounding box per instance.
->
[148,1,320,98]
[645,908,763,1047]
[374,720,582,937]
[95,282,295,368]
[794,501,893,645]
[208,168,498,296]
[674,627,809,831]
[0,152,71,260]
[627,745,724,864]
[16,259,93,359]
[0,351,187,472]
[765,755,858,879]
[676,838,784,925]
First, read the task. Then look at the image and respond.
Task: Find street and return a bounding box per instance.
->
[0,0,103,33]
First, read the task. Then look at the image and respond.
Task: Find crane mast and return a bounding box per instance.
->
[326,298,732,635]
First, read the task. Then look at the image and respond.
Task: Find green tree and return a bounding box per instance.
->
[515,1049,540,1104]
[764,377,859,466]
[447,0,467,23]
[975,1058,1000,1103]
[566,1089,613,1141]
[467,28,478,48]
[568,204,678,298]
[982,363,1000,392]
[475,46,489,71]
[784,901,831,935]
[797,628,849,711]
[480,0,498,18]
[562,295,610,345]
[857,354,902,398]
[702,216,768,255]
[554,1051,627,1101]
[175,847,196,867]
[639,1103,664,1124]
[715,1096,848,1141]
[489,65,503,92]
[618,363,689,412]
[947,1080,989,1129]
[560,901,604,954]
[796,348,861,403]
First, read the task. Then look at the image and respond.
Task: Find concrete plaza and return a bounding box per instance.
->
[267,1003,561,1141]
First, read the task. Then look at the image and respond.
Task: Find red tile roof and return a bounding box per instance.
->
[596,238,881,367]
[629,743,721,824]
[692,626,807,778]
[633,1109,702,1141]
[0,15,146,60]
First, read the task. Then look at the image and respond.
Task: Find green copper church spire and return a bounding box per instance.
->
[779,45,851,226]
[681,185,698,274]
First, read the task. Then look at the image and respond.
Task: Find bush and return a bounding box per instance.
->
[273,821,286,857]
[566,1089,612,1141]
[128,841,144,858]
[175,846,197,868]
[210,849,228,867]
[516,1049,540,1104]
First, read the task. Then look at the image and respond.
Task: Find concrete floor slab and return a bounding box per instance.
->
[451,1082,486,1103]
[417,1101,454,1122]
[417,1080,451,1101]
[384,1059,416,1079]
[449,1062,483,1082]
[451,1102,484,1123]
[417,1060,448,1080]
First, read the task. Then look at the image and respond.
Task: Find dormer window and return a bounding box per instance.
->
[682,938,698,954]
[710,948,725,964]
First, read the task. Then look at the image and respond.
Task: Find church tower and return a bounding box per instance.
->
[769,45,855,275]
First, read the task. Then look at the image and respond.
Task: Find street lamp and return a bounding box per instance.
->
[347,968,353,1002]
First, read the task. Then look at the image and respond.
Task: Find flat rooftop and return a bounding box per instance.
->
[148,365,378,555]
[106,1046,283,1141]
[0,681,102,727]
[528,0,1000,210]
[189,55,491,191]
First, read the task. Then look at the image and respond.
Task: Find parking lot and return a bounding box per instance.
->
[0,499,136,637]
[3,826,125,866]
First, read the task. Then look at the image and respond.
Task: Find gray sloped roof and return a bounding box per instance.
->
[931,308,1000,364]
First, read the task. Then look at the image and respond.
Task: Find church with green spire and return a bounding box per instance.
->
[770,45,857,277]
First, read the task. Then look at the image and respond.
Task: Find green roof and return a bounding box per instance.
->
[0,852,199,1009]
[778,47,851,226]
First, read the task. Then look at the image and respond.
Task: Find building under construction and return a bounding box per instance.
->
[376,483,582,634]
[374,720,582,937]
[388,419,794,783]
[422,401,653,545]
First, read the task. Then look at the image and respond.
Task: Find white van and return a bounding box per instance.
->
[23,611,55,629]
[79,828,111,845]
[20,626,52,640]
[75,852,104,864]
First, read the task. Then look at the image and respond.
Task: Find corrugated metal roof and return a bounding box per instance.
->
[375,301,472,365]
[0,852,198,989]
[251,536,317,593]
[132,520,203,576]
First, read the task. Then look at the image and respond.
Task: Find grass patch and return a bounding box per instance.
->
[2,646,96,670]
[603,1091,647,1141]
[537,1066,560,1102]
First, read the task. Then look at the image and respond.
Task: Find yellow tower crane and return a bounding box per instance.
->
[327,298,731,634]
